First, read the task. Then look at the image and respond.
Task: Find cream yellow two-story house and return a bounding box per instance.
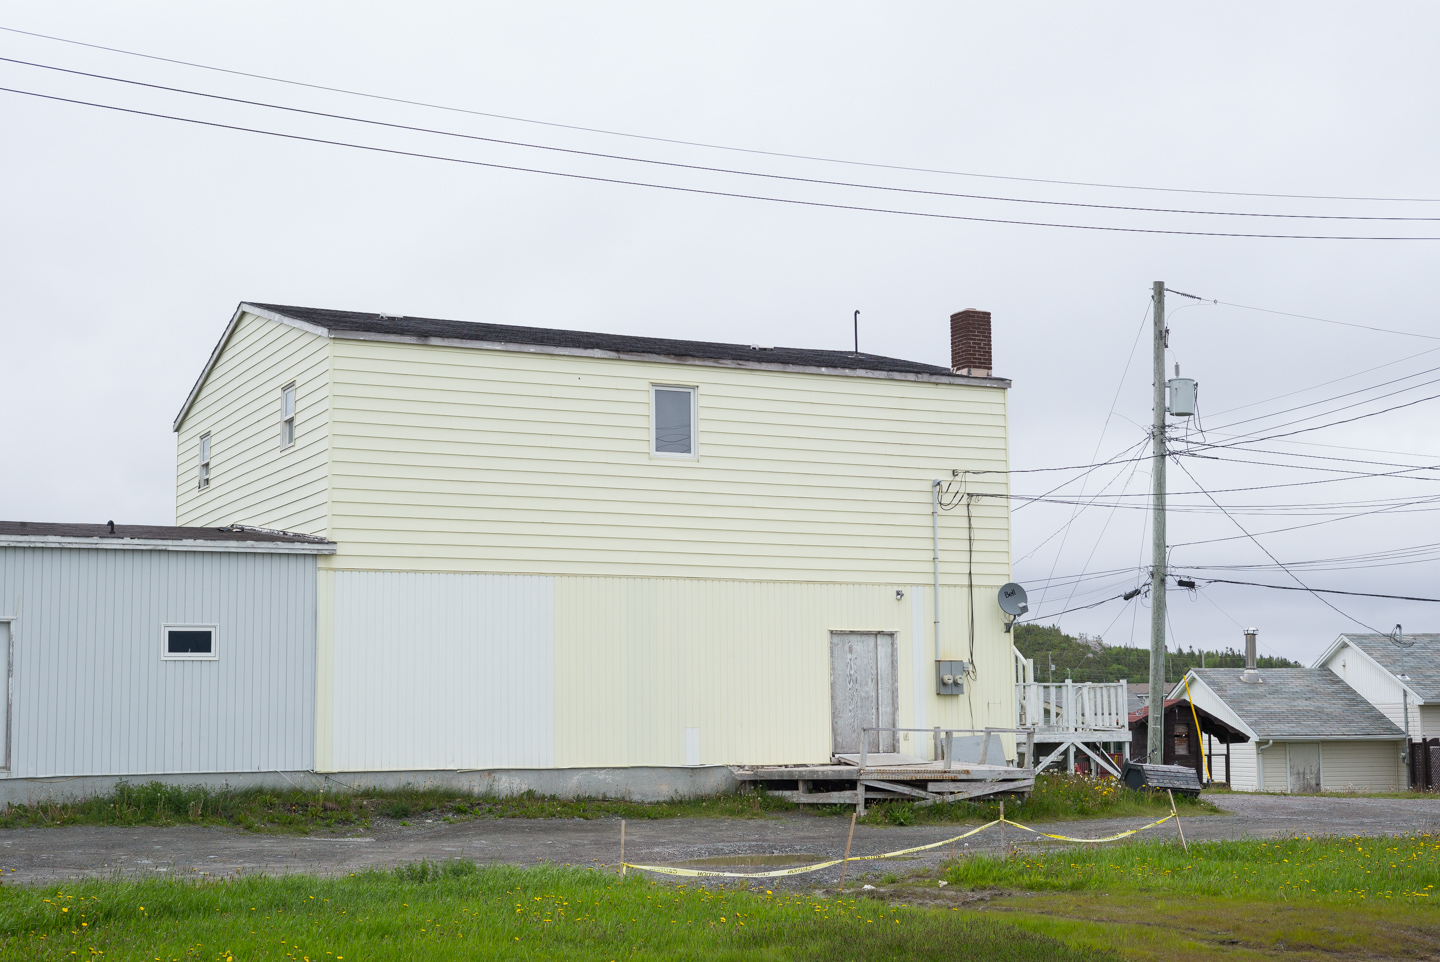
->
[173,303,1014,779]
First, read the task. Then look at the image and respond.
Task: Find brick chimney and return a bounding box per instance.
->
[950,309,992,377]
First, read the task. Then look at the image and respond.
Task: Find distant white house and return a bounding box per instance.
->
[1172,668,1405,793]
[1314,633,1440,742]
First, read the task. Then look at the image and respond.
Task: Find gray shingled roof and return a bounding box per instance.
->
[0,521,332,546]
[1191,668,1404,739]
[247,302,986,380]
[1337,633,1440,702]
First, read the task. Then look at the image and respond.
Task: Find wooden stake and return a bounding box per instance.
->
[999,800,1006,859]
[838,812,857,892]
[1167,790,1187,853]
[620,819,627,876]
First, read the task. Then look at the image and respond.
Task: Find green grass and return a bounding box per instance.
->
[944,834,1440,900]
[0,774,1213,833]
[0,864,1109,961]
[837,773,1216,826]
[0,783,795,834]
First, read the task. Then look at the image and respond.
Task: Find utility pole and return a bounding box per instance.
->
[1147,281,1167,764]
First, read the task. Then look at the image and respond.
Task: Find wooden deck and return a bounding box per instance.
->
[735,753,1035,814]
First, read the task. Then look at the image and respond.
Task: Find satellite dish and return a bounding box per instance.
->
[998,583,1029,617]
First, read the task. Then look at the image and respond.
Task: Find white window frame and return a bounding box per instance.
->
[161,623,219,661]
[280,382,296,450]
[197,433,211,490]
[650,384,698,460]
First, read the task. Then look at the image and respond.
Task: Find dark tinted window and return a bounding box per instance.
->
[167,629,213,654]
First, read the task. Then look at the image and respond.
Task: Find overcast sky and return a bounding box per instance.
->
[3,3,1439,665]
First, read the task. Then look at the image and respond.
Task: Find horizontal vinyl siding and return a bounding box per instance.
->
[1229,741,1258,791]
[1421,705,1440,741]
[326,340,1010,582]
[176,312,331,536]
[1322,740,1405,792]
[326,571,554,771]
[0,547,315,777]
[552,577,1015,768]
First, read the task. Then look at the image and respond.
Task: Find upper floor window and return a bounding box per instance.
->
[280,383,296,449]
[197,433,211,490]
[651,385,697,458]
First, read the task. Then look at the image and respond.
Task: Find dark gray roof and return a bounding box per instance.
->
[0,522,332,545]
[1192,668,1404,739]
[1338,633,1440,702]
[247,302,985,380]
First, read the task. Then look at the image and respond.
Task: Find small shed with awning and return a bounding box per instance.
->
[1128,697,1249,787]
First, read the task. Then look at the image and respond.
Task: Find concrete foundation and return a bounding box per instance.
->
[0,766,742,807]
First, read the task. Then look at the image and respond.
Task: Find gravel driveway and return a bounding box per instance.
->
[7,792,1440,887]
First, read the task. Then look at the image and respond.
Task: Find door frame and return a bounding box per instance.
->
[828,630,899,755]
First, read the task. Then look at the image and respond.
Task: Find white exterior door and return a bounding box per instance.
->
[830,632,897,755]
[1288,742,1322,793]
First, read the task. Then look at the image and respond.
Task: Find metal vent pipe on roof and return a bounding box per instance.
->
[1241,628,1261,682]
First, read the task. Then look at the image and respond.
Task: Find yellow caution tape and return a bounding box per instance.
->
[623,821,1000,878]
[999,813,1174,843]
[622,812,1177,878]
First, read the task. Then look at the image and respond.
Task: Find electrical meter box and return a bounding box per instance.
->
[1168,377,1197,417]
[936,660,968,695]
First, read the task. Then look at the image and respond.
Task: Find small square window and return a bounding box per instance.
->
[652,385,697,458]
[280,383,296,449]
[197,433,211,490]
[162,624,217,660]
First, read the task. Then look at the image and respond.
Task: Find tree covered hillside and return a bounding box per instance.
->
[1012,623,1300,684]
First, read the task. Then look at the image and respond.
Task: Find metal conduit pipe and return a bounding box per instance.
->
[932,480,942,660]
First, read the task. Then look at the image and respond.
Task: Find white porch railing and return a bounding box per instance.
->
[1015,679,1130,735]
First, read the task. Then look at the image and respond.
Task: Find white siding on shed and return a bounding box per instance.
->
[1259,742,1288,792]
[1229,740,1259,791]
[1322,740,1405,792]
[325,571,555,771]
[0,546,316,778]
[1421,705,1440,741]
[176,312,332,536]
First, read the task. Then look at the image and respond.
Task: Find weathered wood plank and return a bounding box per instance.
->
[860,779,940,800]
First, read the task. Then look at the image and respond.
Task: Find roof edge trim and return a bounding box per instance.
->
[0,535,337,554]
[172,303,334,433]
[323,326,1012,387]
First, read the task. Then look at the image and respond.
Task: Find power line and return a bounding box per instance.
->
[6,21,1440,206]
[11,55,1440,226]
[1213,298,1440,342]
[1195,578,1440,605]
[5,83,1440,243]
[1183,389,1440,451]
[1205,345,1440,420]
[1173,459,1381,632]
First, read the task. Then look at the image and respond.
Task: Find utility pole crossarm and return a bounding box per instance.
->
[1148,281,1168,765]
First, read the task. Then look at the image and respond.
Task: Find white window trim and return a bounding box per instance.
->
[280,382,296,450]
[197,433,211,491]
[161,623,219,661]
[650,384,698,460]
